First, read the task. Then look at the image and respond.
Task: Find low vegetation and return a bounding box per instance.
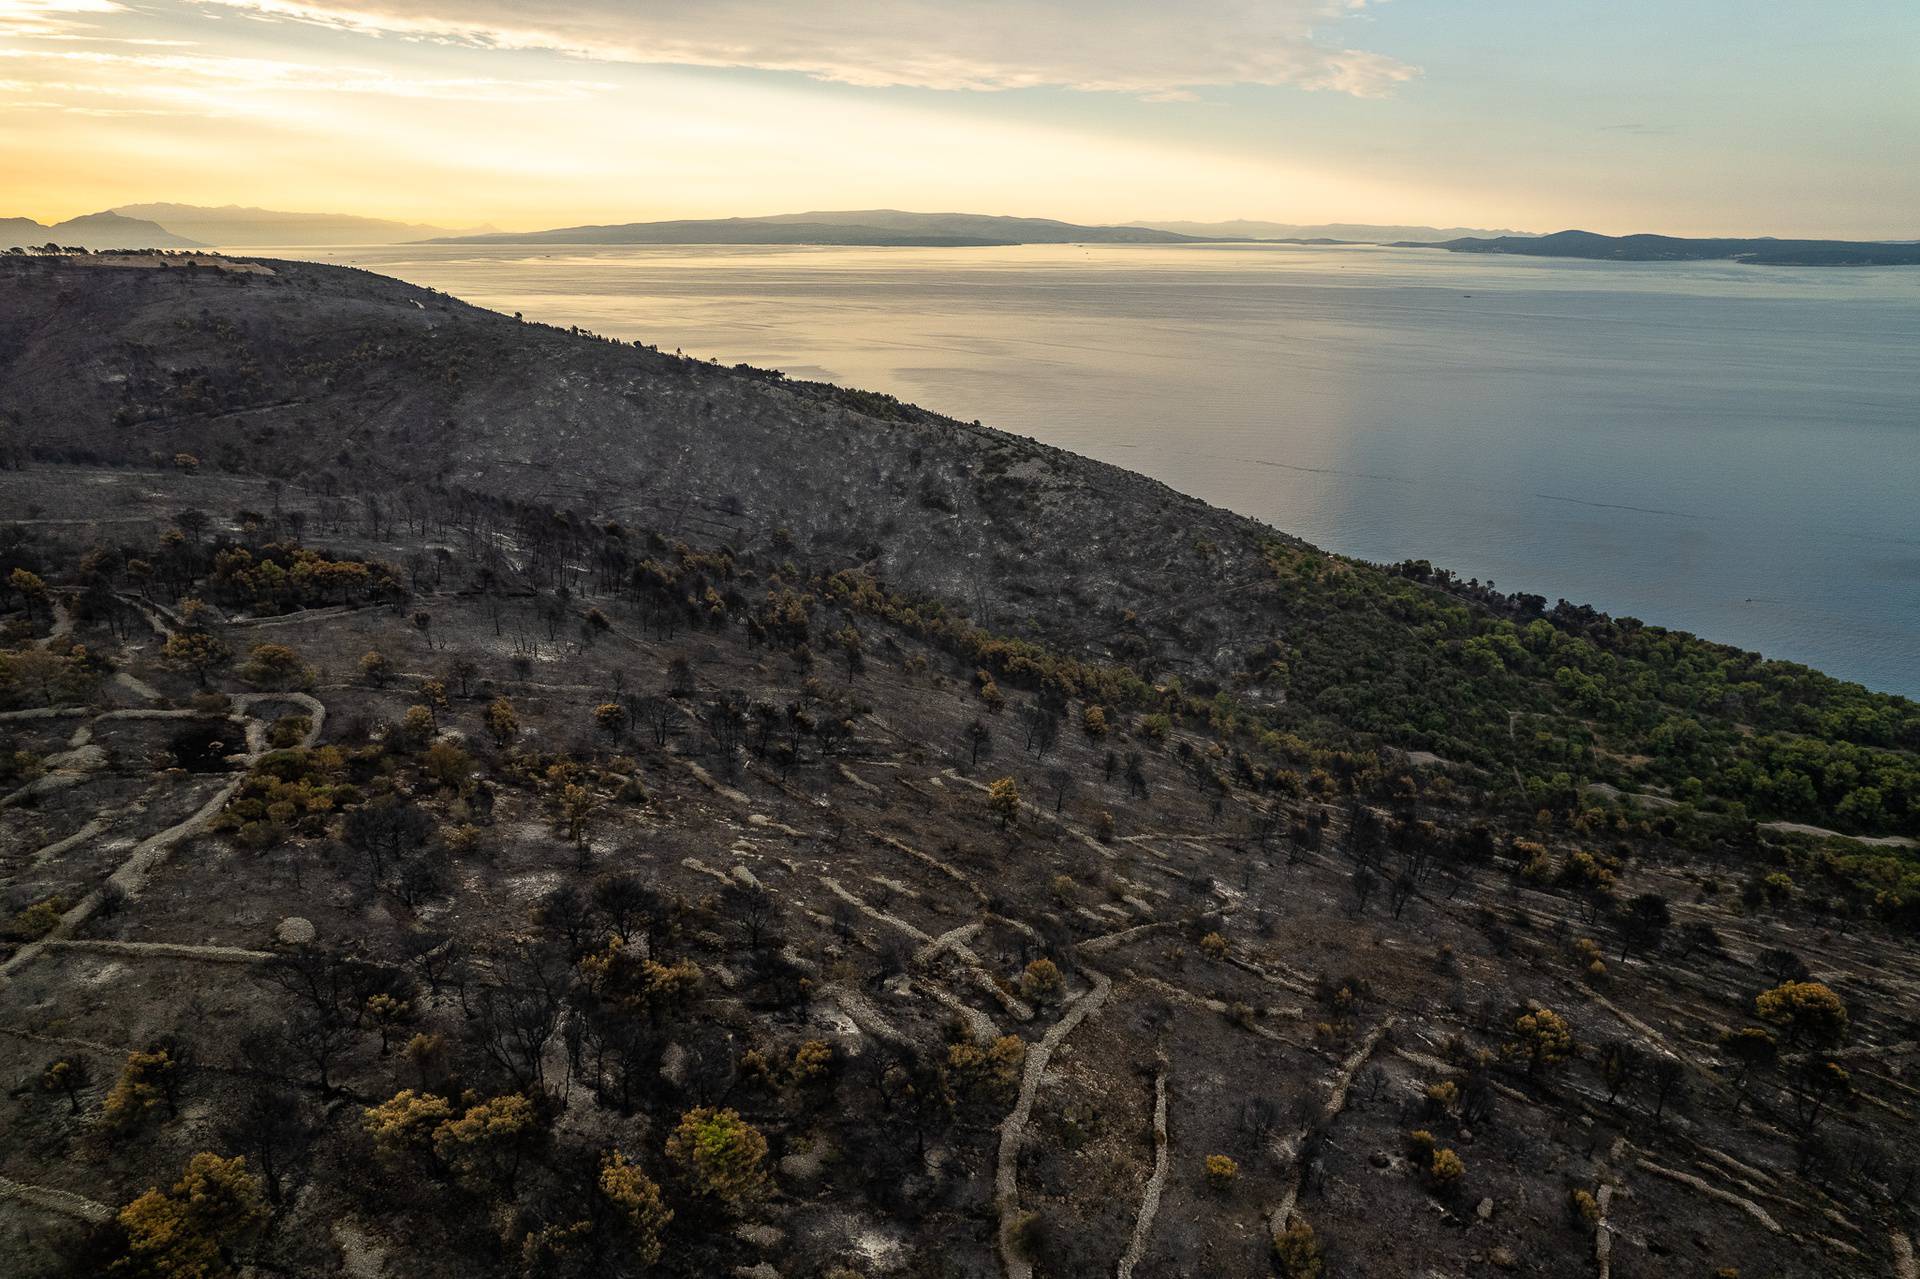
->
[0,254,1915,1278]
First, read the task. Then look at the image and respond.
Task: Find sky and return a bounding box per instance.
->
[2,0,1916,236]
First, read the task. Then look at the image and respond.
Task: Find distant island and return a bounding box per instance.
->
[1414,228,1920,267]
[427,209,1212,247]
[14,206,1916,265]
[1136,219,1539,243]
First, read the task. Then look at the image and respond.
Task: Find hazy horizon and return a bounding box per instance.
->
[9,202,1918,246]
[4,2,1915,239]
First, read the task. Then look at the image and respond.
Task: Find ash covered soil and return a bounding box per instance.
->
[0,253,1917,1279]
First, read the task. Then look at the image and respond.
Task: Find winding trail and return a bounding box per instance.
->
[995,966,1113,1279]
[31,598,76,651]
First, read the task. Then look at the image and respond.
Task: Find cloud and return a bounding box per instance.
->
[0,0,124,38]
[0,44,612,114]
[182,0,1419,97]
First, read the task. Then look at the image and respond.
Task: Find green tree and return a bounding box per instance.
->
[103,1047,179,1131]
[1755,981,1848,1049]
[484,696,519,747]
[112,1151,266,1279]
[1505,1008,1574,1077]
[8,567,48,624]
[363,1088,453,1170]
[988,776,1021,828]
[665,1106,768,1205]
[163,632,232,688]
[1021,958,1064,1003]
[243,642,308,689]
[433,1092,537,1195]
[1271,1216,1324,1279]
[598,1150,671,1265]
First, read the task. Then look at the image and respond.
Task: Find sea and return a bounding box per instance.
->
[252,242,1920,698]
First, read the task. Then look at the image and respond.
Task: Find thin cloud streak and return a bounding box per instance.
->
[183,0,1420,97]
[0,45,614,106]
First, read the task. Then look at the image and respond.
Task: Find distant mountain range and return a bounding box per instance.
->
[1,211,203,250]
[111,203,495,246]
[1135,219,1538,243]
[428,210,1210,247]
[1417,228,1920,267]
[14,205,1916,266]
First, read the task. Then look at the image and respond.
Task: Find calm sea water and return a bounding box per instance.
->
[262,242,1920,697]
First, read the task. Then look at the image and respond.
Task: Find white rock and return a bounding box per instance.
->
[275,917,316,946]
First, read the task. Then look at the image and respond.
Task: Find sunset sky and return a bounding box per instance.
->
[3,0,1915,236]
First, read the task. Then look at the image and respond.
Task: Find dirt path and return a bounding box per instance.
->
[32,598,75,650]
[115,592,179,640]
[995,966,1113,1279]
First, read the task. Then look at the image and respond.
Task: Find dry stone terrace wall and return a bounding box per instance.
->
[0,275,1915,1275]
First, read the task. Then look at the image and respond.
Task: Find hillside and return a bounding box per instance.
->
[2,253,1919,1279]
[431,210,1207,247]
[112,204,495,247]
[1,212,204,251]
[1419,229,1920,266]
